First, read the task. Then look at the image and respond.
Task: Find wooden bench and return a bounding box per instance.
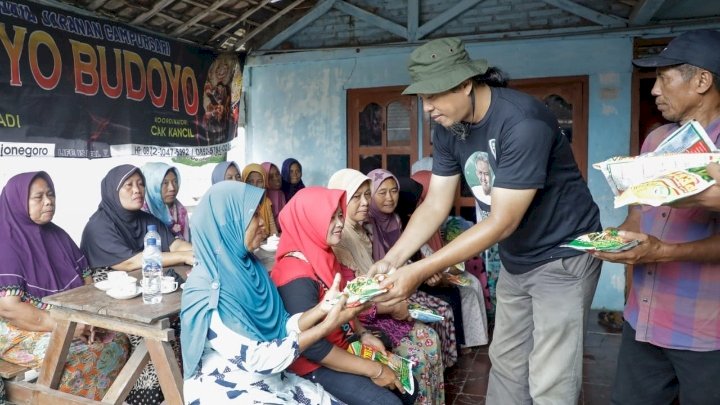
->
[0,359,30,381]
[1,360,32,404]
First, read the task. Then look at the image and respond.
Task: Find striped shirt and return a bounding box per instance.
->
[625,118,720,351]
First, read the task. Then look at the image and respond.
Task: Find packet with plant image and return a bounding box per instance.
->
[346,341,414,394]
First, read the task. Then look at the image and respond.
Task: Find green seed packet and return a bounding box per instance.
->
[561,230,639,253]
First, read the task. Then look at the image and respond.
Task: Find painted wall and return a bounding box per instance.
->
[244,35,634,310]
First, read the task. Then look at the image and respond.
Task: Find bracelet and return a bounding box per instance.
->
[371,364,384,379]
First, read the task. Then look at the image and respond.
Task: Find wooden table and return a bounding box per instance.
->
[22,266,189,405]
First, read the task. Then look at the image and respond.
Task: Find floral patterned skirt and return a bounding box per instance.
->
[410,290,458,368]
[392,322,444,405]
[0,319,130,400]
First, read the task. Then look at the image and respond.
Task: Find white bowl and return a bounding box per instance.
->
[259,244,278,252]
[95,277,137,291]
[106,286,141,300]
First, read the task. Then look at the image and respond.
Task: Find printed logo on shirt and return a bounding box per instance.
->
[488,139,497,159]
[464,151,493,206]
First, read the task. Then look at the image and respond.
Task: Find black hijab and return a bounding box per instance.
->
[81,164,173,268]
[395,177,423,230]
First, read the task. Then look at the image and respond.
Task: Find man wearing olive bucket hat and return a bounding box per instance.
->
[371,37,602,404]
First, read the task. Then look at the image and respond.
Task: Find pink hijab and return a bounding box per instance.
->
[261,162,286,222]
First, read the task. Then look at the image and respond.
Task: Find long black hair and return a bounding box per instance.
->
[472,66,509,88]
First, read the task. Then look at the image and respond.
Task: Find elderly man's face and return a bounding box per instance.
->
[651,65,703,123]
[476,159,491,195]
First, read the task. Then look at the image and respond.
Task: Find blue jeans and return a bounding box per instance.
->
[305,366,416,405]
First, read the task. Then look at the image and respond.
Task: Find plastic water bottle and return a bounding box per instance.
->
[142,237,162,304]
[144,224,162,250]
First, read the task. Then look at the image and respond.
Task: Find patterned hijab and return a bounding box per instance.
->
[0,172,85,303]
[327,169,374,275]
[367,169,402,261]
[80,165,172,268]
[242,163,276,235]
[411,170,444,252]
[181,182,289,379]
[211,161,240,184]
[280,158,305,201]
[273,187,346,288]
[141,162,189,240]
[261,162,286,220]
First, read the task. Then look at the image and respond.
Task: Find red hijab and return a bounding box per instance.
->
[272,187,346,288]
[270,187,348,376]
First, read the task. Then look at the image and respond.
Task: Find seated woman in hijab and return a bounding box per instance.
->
[242,163,279,236]
[182,182,364,404]
[329,169,444,405]
[281,158,305,201]
[410,170,489,349]
[141,162,190,241]
[262,161,286,230]
[80,164,192,404]
[211,161,242,184]
[0,172,130,400]
[365,168,460,368]
[81,164,193,271]
[272,187,416,405]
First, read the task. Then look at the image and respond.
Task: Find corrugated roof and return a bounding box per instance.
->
[48,0,720,52]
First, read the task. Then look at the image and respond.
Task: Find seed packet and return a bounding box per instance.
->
[346,341,415,395]
[593,120,719,196]
[561,229,639,253]
[408,303,444,323]
[614,166,715,208]
[344,274,389,307]
[594,153,720,196]
[444,272,471,287]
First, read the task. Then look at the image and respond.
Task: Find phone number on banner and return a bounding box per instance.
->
[112,143,232,157]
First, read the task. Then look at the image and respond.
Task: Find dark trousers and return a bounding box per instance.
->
[305,366,417,405]
[612,321,720,405]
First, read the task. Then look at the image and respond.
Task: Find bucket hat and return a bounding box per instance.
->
[632,29,720,76]
[403,37,488,95]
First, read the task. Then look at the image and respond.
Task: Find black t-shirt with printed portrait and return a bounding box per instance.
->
[432,86,601,274]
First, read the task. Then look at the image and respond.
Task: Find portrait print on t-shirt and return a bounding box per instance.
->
[465,151,494,207]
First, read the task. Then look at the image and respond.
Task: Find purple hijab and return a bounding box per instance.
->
[367,169,402,261]
[261,162,286,220]
[280,158,305,201]
[0,172,85,303]
[80,165,173,268]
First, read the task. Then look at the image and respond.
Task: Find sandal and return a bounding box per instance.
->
[597,311,624,332]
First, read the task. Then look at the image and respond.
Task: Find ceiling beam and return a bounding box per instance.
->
[416,0,484,39]
[259,0,335,50]
[237,0,307,50]
[407,0,419,42]
[208,0,272,43]
[131,0,177,24]
[171,0,233,35]
[541,0,627,27]
[333,1,407,39]
[87,0,110,11]
[629,0,667,26]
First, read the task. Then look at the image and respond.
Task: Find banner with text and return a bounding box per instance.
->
[0,0,241,158]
